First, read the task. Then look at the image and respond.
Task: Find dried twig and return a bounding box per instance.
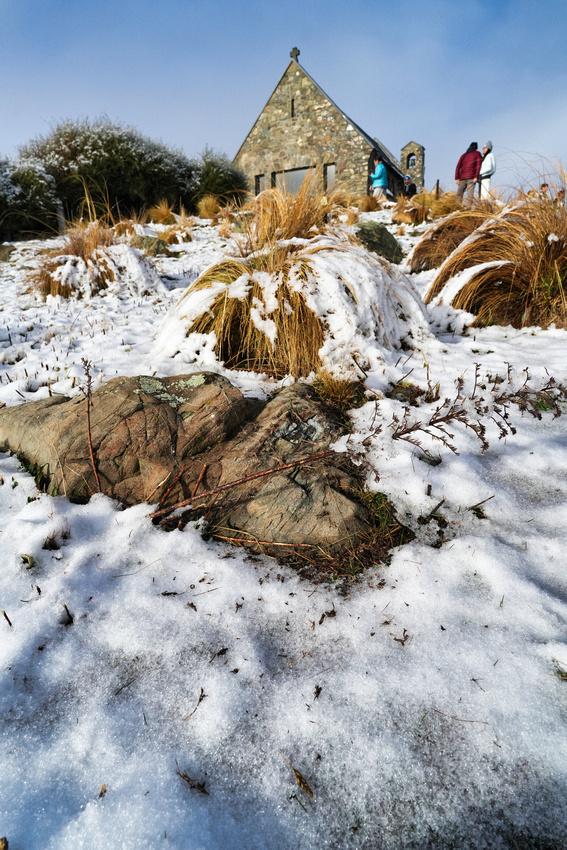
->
[432,707,489,725]
[148,450,335,521]
[183,687,207,720]
[175,761,209,794]
[191,463,208,498]
[81,358,101,493]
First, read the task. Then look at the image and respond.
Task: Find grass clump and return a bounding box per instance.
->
[181,256,324,377]
[355,194,381,213]
[410,209,489,272]
[147,199,176,225]
[30,220,117,298]
[238,170,338,249]
[197,194,221,220]
[313,370,366,413]
[425,200,567,328]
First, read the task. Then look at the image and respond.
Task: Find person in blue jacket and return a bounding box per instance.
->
[370,156,388,199]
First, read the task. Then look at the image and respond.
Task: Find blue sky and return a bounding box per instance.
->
[1,0,566,194]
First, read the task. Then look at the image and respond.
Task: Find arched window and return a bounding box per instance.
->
[407,154,417,169]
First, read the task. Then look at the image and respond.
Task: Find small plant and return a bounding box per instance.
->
[356,194,381,212]
[372,366,567,461]
[147,199,176,225]
[197,194,220,219]
[30,220,117,298]
[313,370,366,412]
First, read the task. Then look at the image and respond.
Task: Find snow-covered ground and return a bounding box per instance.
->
[1,211,566,849]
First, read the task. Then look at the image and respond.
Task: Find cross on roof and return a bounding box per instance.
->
[290,47,300,62]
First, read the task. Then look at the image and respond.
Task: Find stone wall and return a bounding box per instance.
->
[234,62,374,197]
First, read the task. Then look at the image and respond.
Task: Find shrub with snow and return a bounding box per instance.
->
[18,118,202,220]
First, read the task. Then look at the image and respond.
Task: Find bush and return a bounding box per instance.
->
[17,118,202,220]
[0,157,58,240]
[194,148,248,205]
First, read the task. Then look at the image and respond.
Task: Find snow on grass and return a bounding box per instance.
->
[1,213,566,849]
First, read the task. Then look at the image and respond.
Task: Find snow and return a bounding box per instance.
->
[1,210,566,849]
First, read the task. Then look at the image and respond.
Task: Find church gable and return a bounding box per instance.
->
[235,55,401,197]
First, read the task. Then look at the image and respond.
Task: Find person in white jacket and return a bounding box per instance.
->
[478,141,496,199]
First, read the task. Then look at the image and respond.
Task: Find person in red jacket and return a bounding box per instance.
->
[455,142,482,205]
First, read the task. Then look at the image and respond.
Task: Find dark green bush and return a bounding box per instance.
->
[195,148,248,205]
[17,118,202,220]
[0,158,58,241]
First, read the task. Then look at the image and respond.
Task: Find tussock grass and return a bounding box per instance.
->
[425,200,567,328]
[239,171,337,250]
[31,220,117,297]
[410,210,489,273]
[313,370,365,411]
[392,191,464,227]
[175,176,369,377]
[181,257,324,377]
[147,199,176,225]
[197,194,221,219]
[356,195,381,213]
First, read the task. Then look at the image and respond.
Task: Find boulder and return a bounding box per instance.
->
[0,374,409,566]
[355,221,403,264]
[0,373,250,505]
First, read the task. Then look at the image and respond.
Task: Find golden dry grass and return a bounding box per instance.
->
[239,170,338,250]
[30,220,117,297]
[356,194,382,213]
[425,200,567,328]
[410,209,490,273]
[197,194,221,219]
[181,257,324,377]
[147,199,176,225]
[313,370,365,409]
[175,175,361,377]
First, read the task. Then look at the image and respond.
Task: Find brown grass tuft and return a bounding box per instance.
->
[238,170,338,251]
[313,370,365,410]
[197,194,221,220]
[179,255,325,377]
[356,194,381,213]
[30,221,117,298]
[425,200,567,328]
[410,209,489,273]
[147,199,177,225]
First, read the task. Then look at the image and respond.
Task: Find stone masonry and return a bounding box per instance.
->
[234,51,424,198]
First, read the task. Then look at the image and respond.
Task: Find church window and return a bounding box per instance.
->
[255,174,265,195]
[291,98,295,118]
[324,163,336,191]
[407,153,417,169]
[272,167,311,194]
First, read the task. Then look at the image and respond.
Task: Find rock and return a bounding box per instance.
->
[0,375,410,568]
[196,384,372,556]
[130,235,170,255]
[355,221,403,264]
[0,373,250,505]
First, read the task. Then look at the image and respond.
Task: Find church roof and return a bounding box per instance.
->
[235,53,404,178]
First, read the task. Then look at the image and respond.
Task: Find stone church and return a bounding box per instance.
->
[233,48,425,198]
